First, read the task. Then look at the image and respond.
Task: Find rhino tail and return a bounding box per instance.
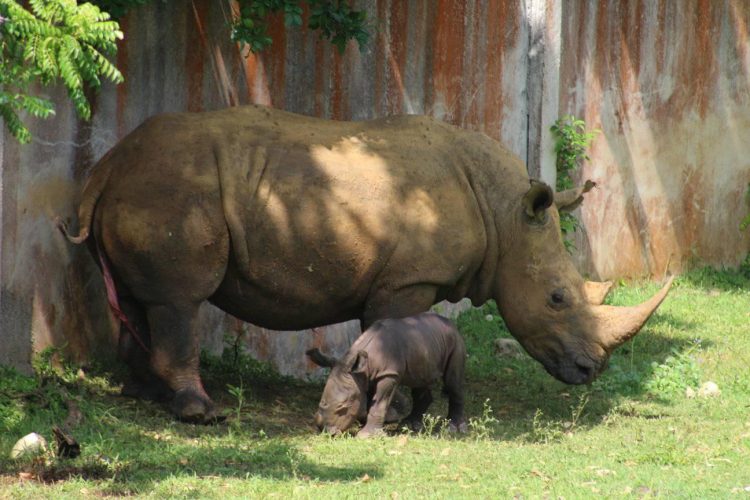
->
[56,152,117,245]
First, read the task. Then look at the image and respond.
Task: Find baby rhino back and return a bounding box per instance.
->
[363,312,465,387]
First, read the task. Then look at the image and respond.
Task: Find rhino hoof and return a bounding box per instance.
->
[448,420,468,434]
[356,426,385,439]
[172,389,219,424]
[403,418,424,434]
[121,378,173,402]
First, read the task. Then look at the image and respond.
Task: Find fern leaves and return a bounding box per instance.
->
[0,0,124,143]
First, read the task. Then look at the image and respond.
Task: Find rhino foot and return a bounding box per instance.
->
[121,378,173,402]
[402,417,424,434]
[356,425,385,439]
[171,388,222,424]
[448,420,468,434]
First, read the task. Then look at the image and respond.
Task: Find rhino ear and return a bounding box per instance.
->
[523,180,554,223]
[306,348,338,368]
[343,350,368,374]
[555,179,597,213]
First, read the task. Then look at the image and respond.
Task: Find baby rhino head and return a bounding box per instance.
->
[306,348,369,435]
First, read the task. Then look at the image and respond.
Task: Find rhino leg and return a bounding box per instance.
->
[117,297,173,402]
[402,387,433,433]
[444,348,467,433]
[357,376,399,438]
[146,303,217,423]
[384,387,411,423]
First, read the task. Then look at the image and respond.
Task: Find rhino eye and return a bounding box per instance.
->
[549,289,568,309]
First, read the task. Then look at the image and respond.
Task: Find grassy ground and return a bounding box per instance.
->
[1,268,749,498]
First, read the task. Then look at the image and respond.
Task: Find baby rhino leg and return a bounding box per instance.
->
[402,387,433,433]
[444,347,468,433]
[358,376,399,438]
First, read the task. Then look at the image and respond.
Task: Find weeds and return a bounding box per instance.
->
[645,345,702,398]
[226,381,246,424]
[467,399,499,440]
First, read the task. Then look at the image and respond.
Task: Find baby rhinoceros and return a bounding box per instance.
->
[306,312,467,438]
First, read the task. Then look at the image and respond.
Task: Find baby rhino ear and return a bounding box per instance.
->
[343,350,368,374]
[306,348,338,368]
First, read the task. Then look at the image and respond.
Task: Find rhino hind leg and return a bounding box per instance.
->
[402,387,433,433]
[146,303,218,424]
[117,297,173,402]
[443,348,468,433]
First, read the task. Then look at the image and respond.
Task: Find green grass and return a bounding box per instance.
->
[2,268,750,498]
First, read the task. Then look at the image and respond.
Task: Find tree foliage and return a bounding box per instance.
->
[0,1,369,144]
[550,115,599,252]
[231,0,368,54]
[0,0,124,143]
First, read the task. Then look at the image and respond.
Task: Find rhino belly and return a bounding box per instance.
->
[208,259,364,331]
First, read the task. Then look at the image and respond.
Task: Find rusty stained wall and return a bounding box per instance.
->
[0,0,527,376]
[560,1,750,278]
[2,0,748,377]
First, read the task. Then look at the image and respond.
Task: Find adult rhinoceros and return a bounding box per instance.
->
[59,105,672,423]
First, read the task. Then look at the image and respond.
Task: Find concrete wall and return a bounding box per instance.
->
[560,0,750,278]
[1,0,748,375]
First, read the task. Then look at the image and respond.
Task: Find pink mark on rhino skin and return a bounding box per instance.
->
[96,243,150,354]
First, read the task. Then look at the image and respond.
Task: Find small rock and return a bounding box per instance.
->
[698,381,720,398]
[493,338,523,358]
[485,314,494,321]
[10,433,47,459]
[685,387,696,399]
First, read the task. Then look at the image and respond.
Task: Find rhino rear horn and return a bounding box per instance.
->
[306,348,338,368]
[555,179,597,213]
[583,280,613,305]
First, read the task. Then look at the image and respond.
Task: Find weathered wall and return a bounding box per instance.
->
[560,0,750,278]
[1,0,748,376]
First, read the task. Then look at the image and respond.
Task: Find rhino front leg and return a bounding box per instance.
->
[147,302,217,423]
[358,376,399,438]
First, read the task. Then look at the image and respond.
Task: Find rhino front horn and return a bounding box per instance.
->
[593,276,675,352]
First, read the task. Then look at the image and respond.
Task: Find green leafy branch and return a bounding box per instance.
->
[550,115,600,252]
[0,0,124,143]
[232,0,369,54]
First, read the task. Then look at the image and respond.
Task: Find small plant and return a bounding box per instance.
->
[419,413,450,439]
[739,182,750,231]
[467,399,499,440]
[645,346,702,398]
[550,115,600,252]
[529,408,563,444]
[227,381,246,424]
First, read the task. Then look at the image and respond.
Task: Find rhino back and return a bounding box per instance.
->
[203,107,491,328]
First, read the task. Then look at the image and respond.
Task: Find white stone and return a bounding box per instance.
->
[697,381,720,398]
[10,432,47,459]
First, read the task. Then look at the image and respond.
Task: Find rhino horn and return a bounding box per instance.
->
[555,179,597,213]
[583,280,613,305]
[306,348,338,368]
[593,276,674,352]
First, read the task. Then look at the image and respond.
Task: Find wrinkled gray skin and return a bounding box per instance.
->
[307,312,466,438]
